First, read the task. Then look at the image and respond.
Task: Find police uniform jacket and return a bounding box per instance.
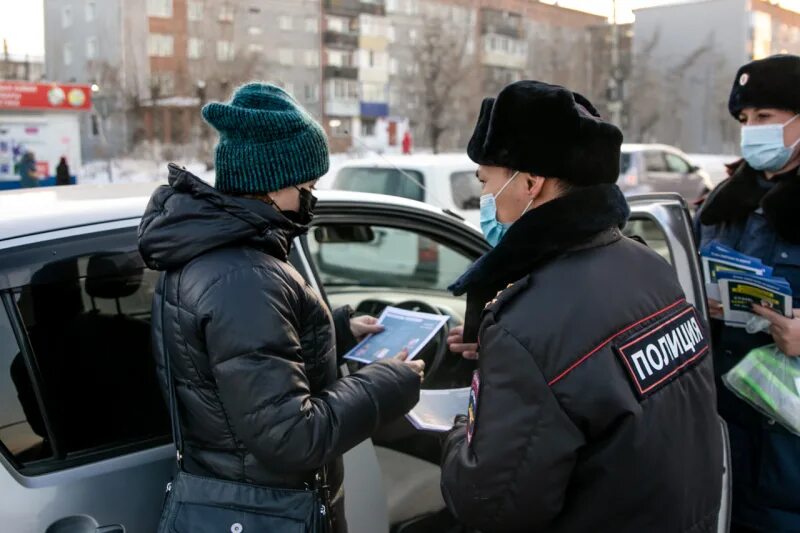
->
[442,184,723,533]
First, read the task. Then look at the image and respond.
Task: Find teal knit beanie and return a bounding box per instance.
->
[202,83,330,194]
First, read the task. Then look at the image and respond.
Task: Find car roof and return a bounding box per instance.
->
[0,181,457,242]
[622,143,686,154]
[337,153,476,171]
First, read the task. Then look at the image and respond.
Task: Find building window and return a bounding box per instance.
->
[279,15,293,31]
[387,25,396,42]
[328,49,354,67]
[248,26,262,36]
[62,5,73,28]
[148,33,174,57]
[305,50,320,67]
[305,17,318,33]
[278,49,294,66]
[329,79,358,100]
[152,71,175,96]
[248,43,264,55]
[361,82,384,102]
[86,37,98,60]
[304,83,319,102]
[219,4,235,22]
[85,0,96,22]
[188,38,203,59]
[188,0,203,21]
[326,16,349,34]
[328,117,351,137]
[361,118,376,137]
[147,0,173,18]
[217,40,235,61]
[389,58,398,76]
[63,43,73,66]
[409,28,417,43]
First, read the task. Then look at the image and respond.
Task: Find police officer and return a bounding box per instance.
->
[697,54,800,532]
[441,80,723,532]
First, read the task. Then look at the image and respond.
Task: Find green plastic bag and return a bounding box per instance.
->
[723,344,800,436]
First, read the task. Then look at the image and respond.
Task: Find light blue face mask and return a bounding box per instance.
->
[741,114,800,172]
[479,171,533,247]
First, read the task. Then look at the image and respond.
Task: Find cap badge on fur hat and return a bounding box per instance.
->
[739,73,749,86]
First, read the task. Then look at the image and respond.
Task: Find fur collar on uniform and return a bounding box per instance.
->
[699,161,800,244]
[449,183,630,297]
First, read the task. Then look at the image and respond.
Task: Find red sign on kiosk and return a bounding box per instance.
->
[0,81,92,111]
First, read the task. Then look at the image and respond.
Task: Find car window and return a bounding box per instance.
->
[450,171,481,210]
[644,151,668,172]
[335,167,425,202]
[11,249,169,464]
[623,216,673,265]
[0,298,54,467]
[307,224,473,293]
[620,153,633,174]
[665,153,692,174]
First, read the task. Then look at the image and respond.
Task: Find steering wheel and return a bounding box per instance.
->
[393,300,450,384]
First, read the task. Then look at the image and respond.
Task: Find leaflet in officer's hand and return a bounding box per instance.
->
[406,387,470,432]
[343,306,450,364]
[701,242,774,301]
[718,271,793,327]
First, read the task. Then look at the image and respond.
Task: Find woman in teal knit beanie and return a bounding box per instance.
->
[138,83,424,532]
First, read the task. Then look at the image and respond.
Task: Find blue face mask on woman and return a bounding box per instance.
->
[479,171,534,247]
[741,114,800,172]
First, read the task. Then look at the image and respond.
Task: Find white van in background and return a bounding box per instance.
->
[331,154,480,226]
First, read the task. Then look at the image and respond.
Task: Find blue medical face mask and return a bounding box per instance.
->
[741,114,800,172]
[479,171,534,247]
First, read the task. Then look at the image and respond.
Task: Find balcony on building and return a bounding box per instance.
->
[324,30,359,48]
[325,79,360,117]
[324,0,385,18]
[324,65,359,80]
[481,9,523,39]
[481,33,527,70]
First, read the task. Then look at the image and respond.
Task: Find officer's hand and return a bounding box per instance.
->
[752,305,800,357]
[395,349,426,380]
[708,298,724,320]
[448,325,479,360]
[350,315,384,342]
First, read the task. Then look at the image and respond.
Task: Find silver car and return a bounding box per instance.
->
[619,144,715,203]
[0,183,729,532]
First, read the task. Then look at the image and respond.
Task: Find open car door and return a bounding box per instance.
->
[625,193,730,533]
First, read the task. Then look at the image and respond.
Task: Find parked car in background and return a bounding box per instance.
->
[686,153,739,188]
[331,154,480,226]
[619,144,715,203]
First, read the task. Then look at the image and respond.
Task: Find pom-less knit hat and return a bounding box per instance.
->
[728,54,800,118]
[467,80,623,186]
[202,83,329,194]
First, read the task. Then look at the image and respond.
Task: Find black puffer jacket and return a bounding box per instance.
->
[138,165,421,528]
[442,184,723,533]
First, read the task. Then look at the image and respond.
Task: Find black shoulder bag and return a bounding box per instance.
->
[156,274,331,533]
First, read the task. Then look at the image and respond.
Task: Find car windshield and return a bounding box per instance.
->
[335,167,425,202]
